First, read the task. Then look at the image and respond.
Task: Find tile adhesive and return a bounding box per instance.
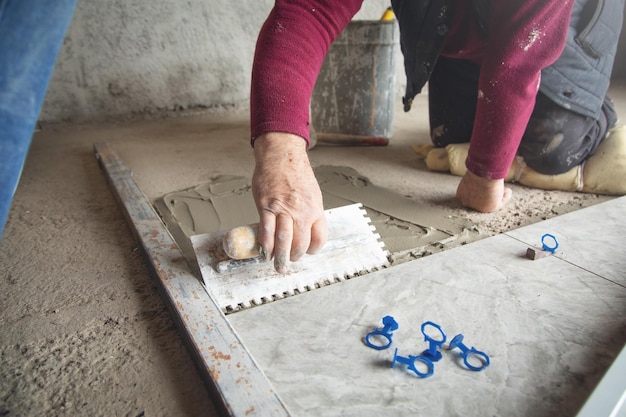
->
[154,165,484,272]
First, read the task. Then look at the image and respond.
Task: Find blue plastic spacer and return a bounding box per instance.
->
[420,321,447,362]
[448,334,490,371]
[541,233,559,253]
[364,331,393,351]
[391,348,434,378]
[364,315,398,350]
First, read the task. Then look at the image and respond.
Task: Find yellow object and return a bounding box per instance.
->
[582,125,626,195]
[424,147,450,171]
[413,125,626,195]
[222,225,261,260]
[517,161,582,191]
[446,144,470,177]
[380,7,395,21]
[412,143,434,158]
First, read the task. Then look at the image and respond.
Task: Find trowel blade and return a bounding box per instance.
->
[191,203,389,313]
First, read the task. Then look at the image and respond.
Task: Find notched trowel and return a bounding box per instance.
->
[191,203,389,312]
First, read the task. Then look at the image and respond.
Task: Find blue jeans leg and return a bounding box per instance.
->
[0,0,76,239]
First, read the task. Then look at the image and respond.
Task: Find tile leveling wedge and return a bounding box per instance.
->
[191,203,389,313]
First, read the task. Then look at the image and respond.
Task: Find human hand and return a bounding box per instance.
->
[456,170,512,213]
[252,132,328,273]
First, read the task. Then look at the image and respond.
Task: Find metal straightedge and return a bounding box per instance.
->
[94,143,291,417]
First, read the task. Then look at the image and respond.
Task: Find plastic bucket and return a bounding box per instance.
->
[311,20,398,139]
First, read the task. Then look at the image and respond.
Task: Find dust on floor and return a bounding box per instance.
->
[1,81,623,415]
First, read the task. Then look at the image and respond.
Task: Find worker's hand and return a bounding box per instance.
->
[456,170,512,213]
[252,132,328,273]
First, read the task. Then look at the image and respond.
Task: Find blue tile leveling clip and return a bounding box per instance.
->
[541,233,559,253]
[364,315,398,350]
[392,348,434,378]
[420,321,447,362]
[364,317,491,377]
[448,334,490,371]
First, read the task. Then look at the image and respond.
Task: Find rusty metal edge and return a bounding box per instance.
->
[93,142,292,417]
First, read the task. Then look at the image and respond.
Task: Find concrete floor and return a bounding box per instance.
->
[1,82,625,416]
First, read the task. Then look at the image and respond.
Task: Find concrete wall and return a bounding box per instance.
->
[40,0,390,123]
[41,1,626,123]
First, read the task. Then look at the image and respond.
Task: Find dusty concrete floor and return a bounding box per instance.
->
[1,82,625,416]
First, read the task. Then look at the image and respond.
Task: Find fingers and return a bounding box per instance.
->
[502,186,513,207]
[290,220,311,262]
[259,210,327,273]
[273,213,293,274]
[307,215,328,255]
[290,212,328,260]
[258,211,276,261]
[272,213,328,271]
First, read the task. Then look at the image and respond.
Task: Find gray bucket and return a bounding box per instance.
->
[311,20,398,139]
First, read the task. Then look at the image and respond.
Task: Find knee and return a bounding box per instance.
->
[518,130,593,175]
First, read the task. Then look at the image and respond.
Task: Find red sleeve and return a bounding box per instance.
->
[465,1,575,179]
[250,0,363,147]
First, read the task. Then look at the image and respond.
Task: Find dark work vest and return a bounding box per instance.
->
[391,0,623,119]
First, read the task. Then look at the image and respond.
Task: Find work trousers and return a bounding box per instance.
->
[0,0,76,239]
[428,56,618,176]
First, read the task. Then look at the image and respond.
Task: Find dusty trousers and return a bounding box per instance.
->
[428,56,617,176]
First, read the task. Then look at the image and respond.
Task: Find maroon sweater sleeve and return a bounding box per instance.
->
[250,0,363,147]
[465,1,574,179]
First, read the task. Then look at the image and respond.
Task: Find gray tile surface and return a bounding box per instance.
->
[228,197,626,417]
[506,196,626,287]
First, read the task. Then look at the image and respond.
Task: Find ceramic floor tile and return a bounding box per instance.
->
[506,196,626,287]
[228,234,626,417]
